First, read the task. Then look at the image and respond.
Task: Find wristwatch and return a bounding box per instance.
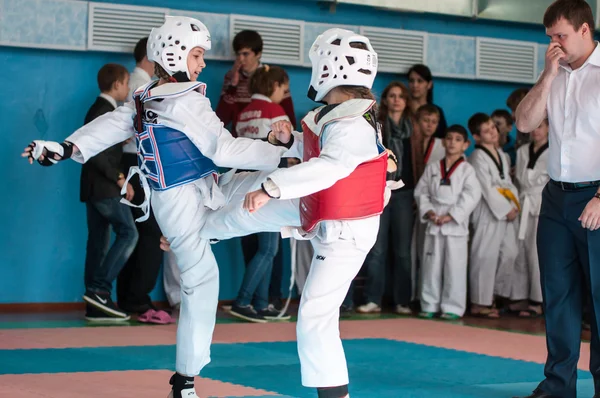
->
[118,173,125,181]
[594,193,600,200]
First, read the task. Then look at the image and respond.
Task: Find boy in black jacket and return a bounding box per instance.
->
[80,63,137,321]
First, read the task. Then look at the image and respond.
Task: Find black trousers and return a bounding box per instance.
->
[116,154,164,313]
[536,181,600,397]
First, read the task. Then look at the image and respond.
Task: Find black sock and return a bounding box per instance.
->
[317,385,348,398]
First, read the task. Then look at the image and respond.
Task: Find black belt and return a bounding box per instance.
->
[550,179,600,191]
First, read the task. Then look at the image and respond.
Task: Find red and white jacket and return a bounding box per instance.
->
[216,68,296,134]
[235,94,290,140]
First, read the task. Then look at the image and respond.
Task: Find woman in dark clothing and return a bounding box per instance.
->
[356,82,418,315]
[407,64,447,139]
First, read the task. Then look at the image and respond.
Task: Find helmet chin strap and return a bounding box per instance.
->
[307,86,325,103]
[170,71,190,83]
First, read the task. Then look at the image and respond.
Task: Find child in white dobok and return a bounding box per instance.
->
[162,28,395,398]
[414,125,481,319]
[467,112,520,318]
[410,103,445,302]
[22,16,296,398]
[513,119,549,317]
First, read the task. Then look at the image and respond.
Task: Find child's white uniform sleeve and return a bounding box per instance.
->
[174,95,289,170]
[66,102,136,163]
[266,117,379,200]
[414,163,435,221]
[448,164,482,224]
[469,150,513,220]
[284,131,304,159]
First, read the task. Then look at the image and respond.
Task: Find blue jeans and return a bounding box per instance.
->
[84,197,139,293]
[237,232,279,309]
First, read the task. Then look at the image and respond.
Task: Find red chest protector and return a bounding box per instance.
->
[299,100,388,232]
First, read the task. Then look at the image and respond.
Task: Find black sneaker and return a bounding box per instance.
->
[340,305,354,318]
[257,304,291,321]
[229,304,267,323]
[168,373,196,398]
[270,298,284,312]
[85,304,130,322]
[83,290,129,319]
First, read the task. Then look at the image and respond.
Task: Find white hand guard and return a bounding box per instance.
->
[27,140,74,166]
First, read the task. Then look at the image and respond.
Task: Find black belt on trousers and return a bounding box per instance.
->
[550,179,600,191]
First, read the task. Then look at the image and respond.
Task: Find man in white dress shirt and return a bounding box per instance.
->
[514,1,600,397]
[128,38,155,98]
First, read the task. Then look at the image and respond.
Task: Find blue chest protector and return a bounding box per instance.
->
[132,81,217,191]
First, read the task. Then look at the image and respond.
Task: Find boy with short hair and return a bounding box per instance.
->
[491,109,516,166]
[80,63,138,322]
[416,104,445,166]
[467,112,520,318]
[411,103,446,301]
[415,125,481,319]
[512,119,549,317]
[216,30,296,133]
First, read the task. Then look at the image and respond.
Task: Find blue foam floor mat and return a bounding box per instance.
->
[0,338,594,397]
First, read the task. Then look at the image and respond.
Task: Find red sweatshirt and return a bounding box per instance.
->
[236,94,290,139]
[216,68,297,135]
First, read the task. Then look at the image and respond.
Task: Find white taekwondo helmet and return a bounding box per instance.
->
[307,28,378,102]
[147,16,211,81]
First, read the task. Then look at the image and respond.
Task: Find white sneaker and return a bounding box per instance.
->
[395,305,412,315]
[356,302,381,313]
